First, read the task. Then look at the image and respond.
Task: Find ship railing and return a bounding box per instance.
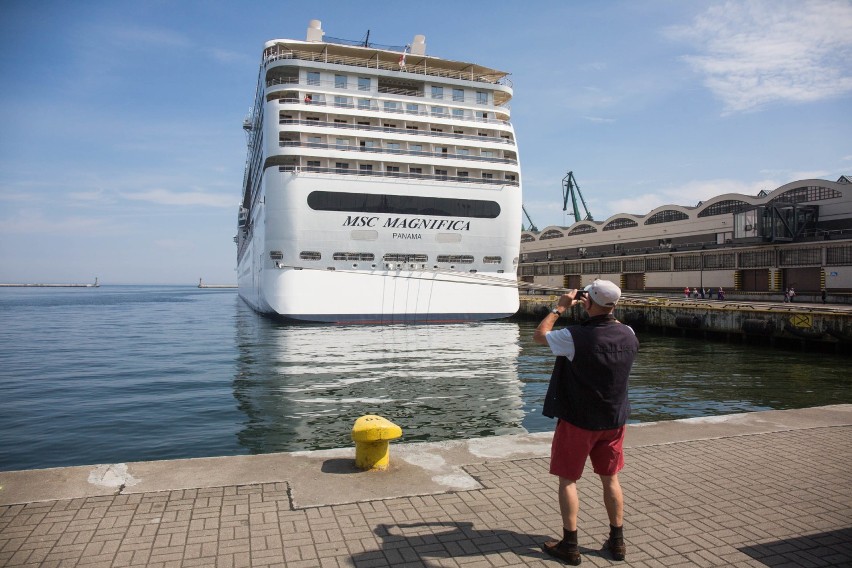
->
[279,118,516,145]
[276,97,511,126]
[264,48,512,87]
[277,165,519,187]
[279,141,517,165]
[264,76,510,109]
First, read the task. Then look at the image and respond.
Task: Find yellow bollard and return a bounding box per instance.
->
[351,415,403,471]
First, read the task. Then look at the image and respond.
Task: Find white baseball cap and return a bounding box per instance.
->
[584,279,621,307]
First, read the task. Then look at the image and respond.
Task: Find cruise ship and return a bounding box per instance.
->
[237,21,522,323]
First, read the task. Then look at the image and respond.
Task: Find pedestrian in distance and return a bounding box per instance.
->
[789,287,796,302]
[784,288,790,303]
[534,279,640,565]
[683,286,690,299]
[822,289,827,304]
[718,287,725,300]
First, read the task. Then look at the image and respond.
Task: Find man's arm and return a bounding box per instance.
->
[533,291,581,345]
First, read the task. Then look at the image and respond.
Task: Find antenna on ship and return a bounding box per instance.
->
[362,30,371,47]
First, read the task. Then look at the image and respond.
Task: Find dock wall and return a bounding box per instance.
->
[517,294,852,345]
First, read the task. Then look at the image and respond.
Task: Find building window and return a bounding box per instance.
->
[603,218,639,231]
[540,229,564,240]
[335,74,347,88]
[779,248,821,266]
[827,245,852,265]
[697,200,750,217]
[645,257,671,272]
[645,209,690,224]
[739,250,775,268]
[770,185,842,204]
[358,77,371,91]
[568,224,598,235]
[431,86,443,99]
[307,71,320,85]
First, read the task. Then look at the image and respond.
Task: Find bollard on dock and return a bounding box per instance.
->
[351,415,402,471]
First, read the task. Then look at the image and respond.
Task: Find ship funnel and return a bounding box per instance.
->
[306,20,324,42]
[410,34,426,55]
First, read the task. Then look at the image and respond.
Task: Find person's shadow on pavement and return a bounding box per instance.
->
[348,520,605,567]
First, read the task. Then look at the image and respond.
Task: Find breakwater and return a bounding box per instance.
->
[0,278,99,288]
[517,294,852,347]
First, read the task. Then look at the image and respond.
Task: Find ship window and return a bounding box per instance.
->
[406,103,419,114]
[306,161,320,171]
[358,98,371,109]
[476,91,487,104]
[457,148,469,156]
[307,191,501,218]
[431,86,443,99]
[334,96,351,108]
[335,162,349,171]
[300,251,321,260]
[505,174,516,181]
[406,125,419,130]
[431,106,447,116]
[384,253,428,262]
[437,255,474,263]
[481,150,495,158]
[452,88,464,102]
[452,108,464,118]
[358,77,371,91]
[386,142,400,150]
[481,173,493,179]
[483,256,502,264]
[458,172,469,177]
[335,138,349,146]
[436,169,448,177]
[335,74,347,88]
[334,252,375,261]
[410,167,422,174]
[410,144,423,152]
[386,166,400,174]
[307,71,320,86]
[269,251,283,260]
[360,164,373,172]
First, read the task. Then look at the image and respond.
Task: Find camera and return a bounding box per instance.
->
[575,290,588,298]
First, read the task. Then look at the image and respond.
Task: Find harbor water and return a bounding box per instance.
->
[0,286,849,472]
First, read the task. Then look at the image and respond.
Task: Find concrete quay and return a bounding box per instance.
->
[1,405,850,567]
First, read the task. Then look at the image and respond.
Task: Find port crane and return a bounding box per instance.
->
[522,205,538,232]
[562,170,593,223]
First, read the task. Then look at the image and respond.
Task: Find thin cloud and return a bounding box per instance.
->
[122,189,234,208]
[667,0,852,113]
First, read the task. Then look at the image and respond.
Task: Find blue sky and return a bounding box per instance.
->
[1,0,850,284]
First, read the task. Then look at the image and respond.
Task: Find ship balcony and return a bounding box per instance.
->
[278,141,518,166]
[272,95,511,126]
[272,162,519,187]
[278,118,515,146]
[263,46,513,89]
[266,76,510,110]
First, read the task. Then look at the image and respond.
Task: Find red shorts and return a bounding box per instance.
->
[549,419,626,480]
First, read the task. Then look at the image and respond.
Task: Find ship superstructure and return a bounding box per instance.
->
[237,20,521,323]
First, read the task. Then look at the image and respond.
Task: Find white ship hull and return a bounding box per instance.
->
[238,174,520,323]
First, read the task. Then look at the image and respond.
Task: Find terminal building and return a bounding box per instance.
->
[518,176,852,298]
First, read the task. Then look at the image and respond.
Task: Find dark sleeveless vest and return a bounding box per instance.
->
[542,314,639,430]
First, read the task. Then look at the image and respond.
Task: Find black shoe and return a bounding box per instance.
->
[603,536,626,561]
[542,539,581,565]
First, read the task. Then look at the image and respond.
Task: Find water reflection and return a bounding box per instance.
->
[233,302,525,454]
